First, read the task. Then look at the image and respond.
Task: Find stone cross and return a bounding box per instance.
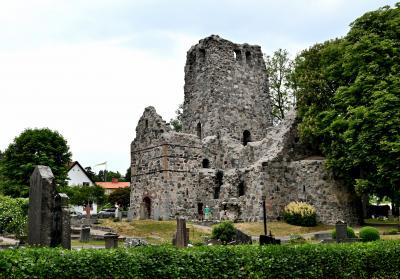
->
[84,204,91,218]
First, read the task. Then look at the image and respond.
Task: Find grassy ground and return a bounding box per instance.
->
[100,219,335,244]
[100,219,211,244]
[234,221,333,237]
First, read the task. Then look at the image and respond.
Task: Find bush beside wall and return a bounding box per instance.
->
[1,241,400,278]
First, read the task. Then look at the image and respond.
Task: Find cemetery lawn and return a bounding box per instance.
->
[100,219,334,244]
[100,219,211,244]
[234,221,333,236]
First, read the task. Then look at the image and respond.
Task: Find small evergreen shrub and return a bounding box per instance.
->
[359,226,380,242]
[331,226,356,239]
[211,221,236,244]
[283,201,317,227]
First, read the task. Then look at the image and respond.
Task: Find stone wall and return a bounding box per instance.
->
[181,35,272,142]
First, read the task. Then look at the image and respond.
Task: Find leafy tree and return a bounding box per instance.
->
[84,167,97,182]
[97,170,123,182]
[265,49,295,124]
[0,128,72,197]
[293,4,400,209]
[124,167,131,182]
[170,103,183,132]
[108,187,130,209]
[57,184,105,207]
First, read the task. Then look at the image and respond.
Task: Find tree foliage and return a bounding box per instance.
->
[124,167,131,182]
[0,128,72,197]
[265,49,295,124]
[0,195,28,238]
[57,185,105,207]
[169,103,183,132]
[293,4,400,202]
[108,187,130,209]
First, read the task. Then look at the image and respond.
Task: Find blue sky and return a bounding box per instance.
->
[0,0,397,174]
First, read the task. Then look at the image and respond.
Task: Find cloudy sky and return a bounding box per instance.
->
[0,0,397,174]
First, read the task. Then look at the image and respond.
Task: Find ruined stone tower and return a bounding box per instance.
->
[129,35,360,225]
[182,35,272,142]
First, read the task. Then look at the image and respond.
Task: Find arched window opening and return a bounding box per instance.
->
[234,49,242,61]
[145,119,148,129]
[245,51,252,64]
[214,171,223,199]
[243,130,251,146]
[303,185,306,192]
[238,181,245,197]
[202,158,210,168]
[199,49,206,63]
[196,123,202,139]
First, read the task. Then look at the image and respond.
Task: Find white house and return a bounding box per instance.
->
[67,161,98,214]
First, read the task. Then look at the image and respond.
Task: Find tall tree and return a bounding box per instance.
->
[124,167,131,182]
[58,184,105,207]
[108,187,130,209]
[293,4,400,207]
[84,167,97,182]
[265,49,295,124]
[0,128,72,197]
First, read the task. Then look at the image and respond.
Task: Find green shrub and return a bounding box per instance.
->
[383,228,398,235]
[288,234,306,244]
[211,221,236,244]
[2,242,400,278]
[359,226,380,242]
[0,195,28,238]
[283,201,317,227]
[331,226,356,239]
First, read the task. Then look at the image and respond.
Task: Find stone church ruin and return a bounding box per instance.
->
[129,35,360,224]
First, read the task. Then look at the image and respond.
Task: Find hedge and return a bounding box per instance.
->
[1,241,400,278]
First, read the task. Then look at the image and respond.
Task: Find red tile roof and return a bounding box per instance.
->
[96,181,130,189]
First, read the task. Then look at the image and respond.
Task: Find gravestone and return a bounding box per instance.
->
[335,221,347,242]
[104,232,119,249]
[235,229,252,244]
[174,217,188,248]
[28,165,71,249]
[54,193,71,249]
[80,226,91,243]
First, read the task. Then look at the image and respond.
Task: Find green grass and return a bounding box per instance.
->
[100,219,211,244]
[364,218,400,225]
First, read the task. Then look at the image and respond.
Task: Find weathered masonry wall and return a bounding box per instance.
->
[181,35,272,142]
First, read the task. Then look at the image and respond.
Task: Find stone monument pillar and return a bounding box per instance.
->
[28,165,71,249]
[174,217,188,248]
[28,166,57,246]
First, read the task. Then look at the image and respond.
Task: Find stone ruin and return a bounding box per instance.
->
[129,35,361,225]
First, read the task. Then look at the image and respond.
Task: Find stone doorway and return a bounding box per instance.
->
[140,197,151,219]
[243,130,251,146]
